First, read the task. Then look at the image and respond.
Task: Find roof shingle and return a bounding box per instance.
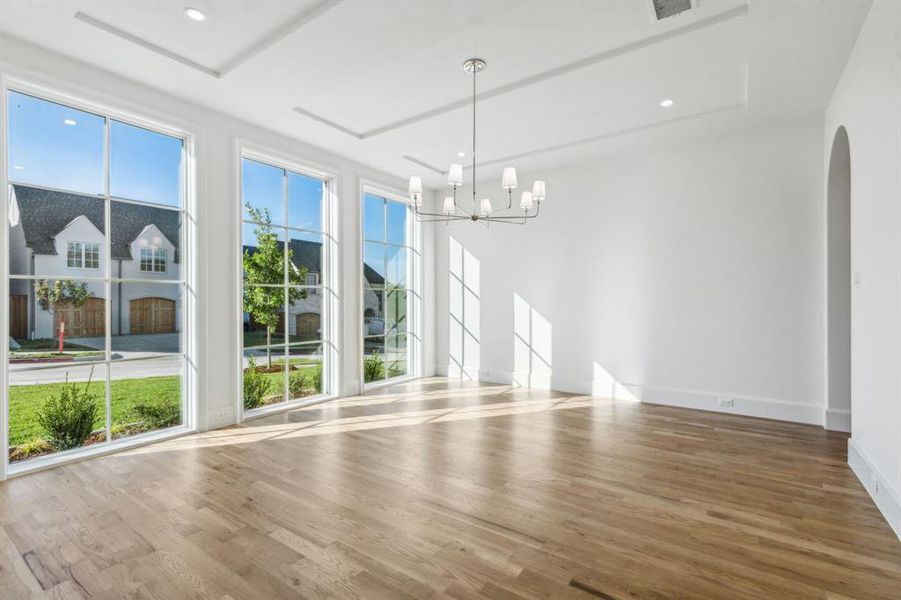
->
[10,184,180,263]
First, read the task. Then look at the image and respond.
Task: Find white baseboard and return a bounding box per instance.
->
[442,364,479,381]
[848,438,901,541]
[825,408,851,432]
[470,368,824,427]
[632,384,824,426]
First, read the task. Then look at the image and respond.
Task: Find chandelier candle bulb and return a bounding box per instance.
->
[502,167,518,190]
[443,196,455,214]
[408,175,422,196]
[532,180,546,201]
[480,198,493,215]
[520,191,533,211]
[448,163,464,187]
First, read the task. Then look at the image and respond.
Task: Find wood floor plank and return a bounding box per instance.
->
[2,378,900,599]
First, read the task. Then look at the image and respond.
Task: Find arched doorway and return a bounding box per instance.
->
[827,126,851,432]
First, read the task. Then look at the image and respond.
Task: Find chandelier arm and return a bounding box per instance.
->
[414,208,470,220]
[511,203,542,221]
[480,217,526,225]
[486,201,542,223]
[489,207,524,219]
[418,216,470,223]
[506,205,540,221]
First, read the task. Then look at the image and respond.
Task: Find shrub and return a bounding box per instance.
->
[311,363,323,393]
[9,437,52,461]
[387,361,405,378]
[37,369,99,451]
[288,370,306,397]
[289,363,323,398]
[363,351,384,383]
[243,357,271,410]
[131,400,181,431]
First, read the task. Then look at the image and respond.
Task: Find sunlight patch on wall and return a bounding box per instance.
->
[513,293,553,388]
[448,237,480,379]
[592,361,639,402]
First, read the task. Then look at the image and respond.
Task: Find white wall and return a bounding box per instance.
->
[435,117,825,424]
[825,0,901,539]
[0,37,436,441]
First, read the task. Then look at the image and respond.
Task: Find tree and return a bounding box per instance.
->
[242,205,308,368]
[34,280,92,351]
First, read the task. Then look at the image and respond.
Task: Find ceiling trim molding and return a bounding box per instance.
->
[402,156,445,175]
[408,62,750,176]
[470,100,748,170]
[292,106,364,139]
[292,3,749,140]
[73,11,221,78]
[217,0,343,76]
[74,1,341,80]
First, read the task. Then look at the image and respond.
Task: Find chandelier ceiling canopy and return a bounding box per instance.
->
[408,58,546,225]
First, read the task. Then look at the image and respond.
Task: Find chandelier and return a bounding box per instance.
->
[407,58,546,224]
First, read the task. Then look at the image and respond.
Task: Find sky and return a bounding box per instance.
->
[7,91,183,208]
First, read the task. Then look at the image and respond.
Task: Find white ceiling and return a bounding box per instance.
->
[0,1,870,188]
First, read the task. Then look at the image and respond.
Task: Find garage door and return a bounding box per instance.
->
[296,312,320,341]
[9,295,27,339]
[54,297,105,338]
[130,297,176,334]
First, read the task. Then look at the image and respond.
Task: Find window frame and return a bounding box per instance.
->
[359,182,422,390]
[1,77,199,481]
[236,144,339,422]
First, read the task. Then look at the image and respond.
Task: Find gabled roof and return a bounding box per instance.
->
[10,184,180,263]
[242,237,385,286]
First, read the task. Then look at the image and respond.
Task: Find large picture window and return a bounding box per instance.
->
[362,191,418,384]
[5,90,190,469]
[241,156,330,412]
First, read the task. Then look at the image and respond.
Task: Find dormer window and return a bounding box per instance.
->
[140,247,167,272]
[67,241,100,269]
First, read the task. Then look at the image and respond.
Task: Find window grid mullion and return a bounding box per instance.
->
[103,114,112,443]
[282,168,290,403]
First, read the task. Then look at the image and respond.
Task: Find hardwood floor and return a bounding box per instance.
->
[2,378,900,599]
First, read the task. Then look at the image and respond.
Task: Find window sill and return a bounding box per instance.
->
[7,424,194,479]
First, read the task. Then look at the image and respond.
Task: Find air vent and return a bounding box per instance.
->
[650,0,693,21]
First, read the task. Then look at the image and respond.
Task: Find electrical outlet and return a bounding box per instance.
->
[718,397,734,408]
[214,410,229,421]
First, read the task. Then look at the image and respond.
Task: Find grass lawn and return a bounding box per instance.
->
[243,330,309,348]
[10,360,322,453]
[13,338,95,351]
[9,375,181,447]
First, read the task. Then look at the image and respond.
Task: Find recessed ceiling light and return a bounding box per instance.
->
[457,151,465,158]
[659,98,675,108]
[63,118,77,126]
[184,7,206,21]
[13,165,24,170]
